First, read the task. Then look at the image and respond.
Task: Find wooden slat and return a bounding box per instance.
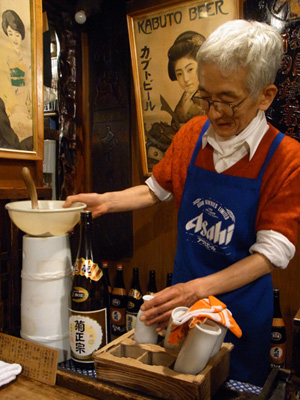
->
[56,368,155,400]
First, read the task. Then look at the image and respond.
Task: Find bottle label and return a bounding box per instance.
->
[69,308,107,363]
[271,331,283,341]
[73,258,103,282]
[128,289,142,300]
[126,312,137,331]
[272,318,285,327]
[270,343,286,368]
[110,307,126,336]
[127,300,136,310]
[112,288,127,297]
[71,286,89,303]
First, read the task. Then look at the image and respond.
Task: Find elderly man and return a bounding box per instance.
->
[64,20,300,385]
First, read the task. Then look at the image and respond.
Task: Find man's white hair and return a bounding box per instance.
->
[197,19,283,97]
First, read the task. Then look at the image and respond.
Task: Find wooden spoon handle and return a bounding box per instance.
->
[21,167,39,209]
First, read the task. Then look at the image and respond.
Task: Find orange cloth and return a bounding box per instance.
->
[167,296,242,347]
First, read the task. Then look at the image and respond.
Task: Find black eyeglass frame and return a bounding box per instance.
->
[192,91,249,116]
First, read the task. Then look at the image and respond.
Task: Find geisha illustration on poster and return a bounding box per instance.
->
[0,0,33,151]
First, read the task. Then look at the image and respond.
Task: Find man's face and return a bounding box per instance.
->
[198,63,262,138]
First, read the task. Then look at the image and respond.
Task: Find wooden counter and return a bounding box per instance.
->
[2,366,293,400]
[0,374,95,400]
[0,370,258,400]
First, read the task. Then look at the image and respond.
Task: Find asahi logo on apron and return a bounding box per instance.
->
[185,197,235,254]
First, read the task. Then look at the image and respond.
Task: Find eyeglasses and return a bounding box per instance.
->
[192,91,249,117]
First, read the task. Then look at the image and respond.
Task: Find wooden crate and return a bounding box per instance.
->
[94,330,233,400]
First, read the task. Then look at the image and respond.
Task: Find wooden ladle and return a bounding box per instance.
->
[21,167,39,209]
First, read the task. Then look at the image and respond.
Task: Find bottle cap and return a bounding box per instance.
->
[80,210,92,221]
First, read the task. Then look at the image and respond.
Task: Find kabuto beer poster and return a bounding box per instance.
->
[127,0,241,175]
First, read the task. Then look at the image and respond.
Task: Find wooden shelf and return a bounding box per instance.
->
[0,187,52,200]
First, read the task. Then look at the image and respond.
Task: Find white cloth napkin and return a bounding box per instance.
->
[0,360,22,386]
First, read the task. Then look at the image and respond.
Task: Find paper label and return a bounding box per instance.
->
[69,308,107,362]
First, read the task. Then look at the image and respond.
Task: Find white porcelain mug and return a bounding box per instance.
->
[134,295,158,344]
[173,320,222,375]
[164,306,188,350]
[204,319,228,358]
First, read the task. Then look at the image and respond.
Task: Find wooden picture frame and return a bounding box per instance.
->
[127,0,242,176]
[0,0,43,160]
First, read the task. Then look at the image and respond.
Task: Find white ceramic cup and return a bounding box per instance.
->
[173,321,222,375]
[134,295,158,344]
[164,306,188,350]
[204,319,228,358]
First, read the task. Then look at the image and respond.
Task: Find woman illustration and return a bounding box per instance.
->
[167,31,206,127]
[0,9,32,144]
[146,31,206,170]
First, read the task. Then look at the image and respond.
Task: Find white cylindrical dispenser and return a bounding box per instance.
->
[21,234,72,363]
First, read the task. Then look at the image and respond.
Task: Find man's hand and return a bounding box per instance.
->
[64,193,109,218]
[139,280,201,331]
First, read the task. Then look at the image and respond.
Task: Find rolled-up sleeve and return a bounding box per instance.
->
[249,230,295,269]
[145,175,173,202]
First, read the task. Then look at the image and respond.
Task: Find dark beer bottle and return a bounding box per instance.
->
[270,289,286,369]
[146,269,157,295]
[102,261,111,294]
[69,211,109,369]
[126,267,143,331]
[110,264,127,339]
[166,272,173,287]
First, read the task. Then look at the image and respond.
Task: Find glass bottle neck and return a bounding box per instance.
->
[77,213,93,260]
[115,269,125,288]
[273,292,282,318]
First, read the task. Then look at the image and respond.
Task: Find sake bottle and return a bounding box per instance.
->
[110,264,127,339]
[69,211,109,369]
[126,267,143,331]
[270,288,287,369]
[146,269,157,295]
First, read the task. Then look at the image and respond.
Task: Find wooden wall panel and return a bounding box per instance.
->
[272,234,300,368]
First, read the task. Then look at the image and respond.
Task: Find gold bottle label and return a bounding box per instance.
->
[73,258,103,282]
[72,286,89,303]
[128,288,142,300]
[272,318,285,327]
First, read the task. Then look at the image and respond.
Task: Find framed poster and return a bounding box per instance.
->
[0,0,43,160]
[127,0,242,176]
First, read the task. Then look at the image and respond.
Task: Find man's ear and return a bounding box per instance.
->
[259,84,278,111]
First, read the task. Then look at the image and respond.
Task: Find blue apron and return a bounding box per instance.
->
[173,120,284,386]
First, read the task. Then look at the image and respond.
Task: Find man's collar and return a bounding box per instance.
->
[202,111,269,160]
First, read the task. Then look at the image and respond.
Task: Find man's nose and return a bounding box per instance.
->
[208,103,222,117]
